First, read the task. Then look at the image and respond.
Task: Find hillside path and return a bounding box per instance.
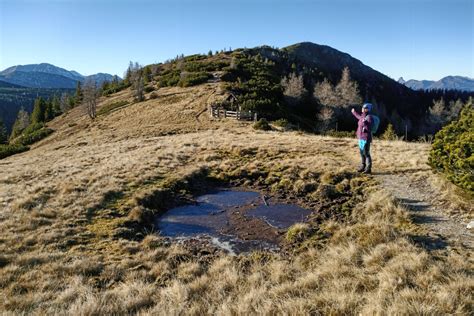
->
[374,172,473,250]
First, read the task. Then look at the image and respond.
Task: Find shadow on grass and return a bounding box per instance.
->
[409,234,449,250]
[86,190,125,221]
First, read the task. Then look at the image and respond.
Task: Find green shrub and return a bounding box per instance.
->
[183,54,207,62]
[381,123,398,140]
[158,70,181,87]
[428,102,473,193]
[97,100,129,116]
[253,118,271,131]
[178,72,211,87]
[102,82,130,96]
[144,86,155,93]
[23,122,44,133]
[0,144,29,159]
[223,53,283,116]
[272,118,289,128]
[13,128,53,146]
[272,118,298,131]
[184,60,229,72]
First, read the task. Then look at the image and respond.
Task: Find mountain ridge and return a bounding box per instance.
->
[398,75,474,91]
[0,63,119,89]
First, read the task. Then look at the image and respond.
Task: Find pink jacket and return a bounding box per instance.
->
[352,111,372,141]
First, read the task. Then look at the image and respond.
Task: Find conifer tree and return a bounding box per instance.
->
[0,117,7,144]
[83,79,98,119]
[75,81,83,105]
[313,78,337,106]
[335,67,362,107]
[429,98,447,131]
[143,66,152,84]
[59,93,69,113]
[129,62,144,101]
[381,123,398,140]
[44,98,54,121]
[52,95,61,115]
[10,107,30,140]
[281,72,307,107]
[124,61,134,86]
[68,95,75,109]
[31,96,46,124]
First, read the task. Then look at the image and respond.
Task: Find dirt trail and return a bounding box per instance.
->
[375,172,473,250]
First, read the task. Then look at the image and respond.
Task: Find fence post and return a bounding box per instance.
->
[254,112,258,121]
[224,110,227,118]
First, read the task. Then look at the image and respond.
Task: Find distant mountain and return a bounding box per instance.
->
[399,76,474,92]
[0,63,119,89]
[86,73,117,85]
[0,80,24,88]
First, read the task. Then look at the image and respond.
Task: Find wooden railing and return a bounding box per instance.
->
[210,106,258,121]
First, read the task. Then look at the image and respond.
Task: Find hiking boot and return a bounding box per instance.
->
[357,164,366,172]
[362,166,372,174]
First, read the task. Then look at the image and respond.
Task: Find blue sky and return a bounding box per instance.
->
[1,0,472,80]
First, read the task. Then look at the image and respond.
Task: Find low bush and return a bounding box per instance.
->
[381,123,398,140]
[158,70,181,87]
[22,122,44,135]
[102,82,130,96]
[272,118,289,128]
[144,86,155,93]
[13,128,53,146]
[428,101,473,193]
[0,144,29,159]
[178,72,211,87]
[253,118,271,131]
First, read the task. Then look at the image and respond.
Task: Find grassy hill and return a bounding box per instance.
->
[0,74,472,314]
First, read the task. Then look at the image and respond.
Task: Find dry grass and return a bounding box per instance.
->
[0,82,472,314]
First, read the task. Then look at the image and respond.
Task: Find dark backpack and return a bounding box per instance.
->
[369,115,380,134]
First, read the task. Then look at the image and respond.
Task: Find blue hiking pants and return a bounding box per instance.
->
[358,139,372,168]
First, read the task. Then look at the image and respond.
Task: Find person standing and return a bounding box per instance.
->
[351,103,373,174]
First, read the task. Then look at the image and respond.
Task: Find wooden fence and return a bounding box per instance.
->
[210,106,258,121]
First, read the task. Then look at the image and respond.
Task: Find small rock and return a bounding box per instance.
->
[467,221,474,229]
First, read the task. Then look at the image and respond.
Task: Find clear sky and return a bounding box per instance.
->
[1,0,472,80]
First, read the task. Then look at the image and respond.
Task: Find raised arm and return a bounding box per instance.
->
[351,108,361,119]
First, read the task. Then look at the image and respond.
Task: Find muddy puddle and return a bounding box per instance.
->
[155,188,312,254]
